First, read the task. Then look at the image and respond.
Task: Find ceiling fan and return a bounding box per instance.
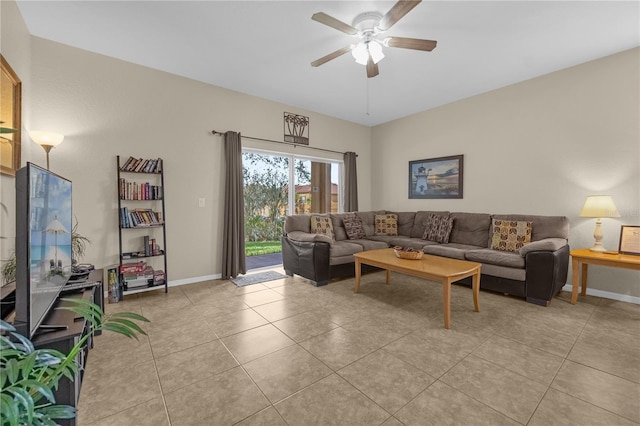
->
[310,0,437,78]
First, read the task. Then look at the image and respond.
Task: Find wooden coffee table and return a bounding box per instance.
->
[353,248,481,329]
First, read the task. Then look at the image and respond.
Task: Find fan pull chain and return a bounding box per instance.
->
[365,77,370,116]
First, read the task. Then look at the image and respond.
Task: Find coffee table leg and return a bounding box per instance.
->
[386,269,390,284]
[571,257,579,304]
[443,278,451,329]
[354,258,362,293]
[472,271,480,312]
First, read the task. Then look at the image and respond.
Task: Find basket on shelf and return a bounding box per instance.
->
[393,248,424,260]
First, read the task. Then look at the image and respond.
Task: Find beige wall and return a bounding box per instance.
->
[372,48,640,299]
[25,37,371,283]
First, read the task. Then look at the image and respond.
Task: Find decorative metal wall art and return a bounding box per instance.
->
[284,112,309,145]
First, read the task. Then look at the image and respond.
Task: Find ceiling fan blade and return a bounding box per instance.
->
[366,54,379,78]
[312,12,358,35]
[386,37,437,51]
[311,46,354,67]
[378,0,422,31]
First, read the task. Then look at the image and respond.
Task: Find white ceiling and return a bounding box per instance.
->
[16,1,640,127]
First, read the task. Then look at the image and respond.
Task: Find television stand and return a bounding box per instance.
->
[30,269,103,426]
[38,324,69,333]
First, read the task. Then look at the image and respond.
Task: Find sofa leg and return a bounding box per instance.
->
[312,280,329,287]
[284,270,294,277]
[526,296,551,307]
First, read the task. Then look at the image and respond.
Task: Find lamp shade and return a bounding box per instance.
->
[352,42,369,65]
[579,195,620,218]
[29,130,64,147]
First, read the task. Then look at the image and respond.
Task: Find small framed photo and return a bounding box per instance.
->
[409,155,463,199]
[618,225,640,255]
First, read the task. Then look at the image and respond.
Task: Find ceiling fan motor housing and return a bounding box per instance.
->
[352,11,384,38]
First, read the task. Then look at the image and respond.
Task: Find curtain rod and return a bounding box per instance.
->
[211,130,355,157]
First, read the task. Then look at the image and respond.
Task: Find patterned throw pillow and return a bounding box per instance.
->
[343,214,366,240]
[374,214,398,236]
[491,220,532,252]
[422,214,454,243]
[310,215,335,241]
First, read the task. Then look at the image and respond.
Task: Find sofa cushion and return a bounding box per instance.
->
[423,214,454,243]
[284,214,311,234]
[492,214,569,241]
[389,237,439,251]
[422,243,483,260]
[368,235,399,245]
[490,220,532,253]
[345,239,390,251]
[465,249,525,269]
[286,230,333,244]
[387,211,416,237]
[330,241,363,258]
[375,214,398,236]
[449,212,492,247]
[311,215,335,241]
[356,211,386,237]
[410,211,450,238]
[480,263,526,282]
[343,214,366,240]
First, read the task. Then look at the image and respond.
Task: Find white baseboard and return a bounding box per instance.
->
[103,274,222,298]
[561,284,640,305]
[167,274,222,287]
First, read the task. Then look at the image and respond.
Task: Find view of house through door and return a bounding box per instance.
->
[242,150,341,270]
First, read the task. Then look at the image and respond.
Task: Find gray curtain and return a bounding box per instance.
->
[222,131,246,279]
[344,151,358,212]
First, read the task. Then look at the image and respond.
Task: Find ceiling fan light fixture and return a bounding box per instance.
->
[368,40,385,64]
[352,42,369,65]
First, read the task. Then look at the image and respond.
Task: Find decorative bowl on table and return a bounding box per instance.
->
[393,246,424,260]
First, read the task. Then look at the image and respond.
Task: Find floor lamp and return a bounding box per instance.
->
[29,130,64,170]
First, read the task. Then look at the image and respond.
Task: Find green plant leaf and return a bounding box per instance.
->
[10,330,35,353]
[37,403,76,420]
[6,358,20,384]
[8,387,34,424]
[0,393,19,426]
[108,317,147,335]
[0,319,16,332]
[110,311,150,323]
[100,322,138,338]
[23,379,56,404]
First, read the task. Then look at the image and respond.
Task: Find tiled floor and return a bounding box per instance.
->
[77,269,640,425]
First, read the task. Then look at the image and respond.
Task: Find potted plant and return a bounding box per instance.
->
[0,298,149,424]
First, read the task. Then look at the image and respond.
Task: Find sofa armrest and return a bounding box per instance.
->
[286,231,333,244]
[524,244,570,306]
[281,236,331,285]
[519,238,567,257]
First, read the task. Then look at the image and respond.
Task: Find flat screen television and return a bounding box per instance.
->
[15,162,73,338]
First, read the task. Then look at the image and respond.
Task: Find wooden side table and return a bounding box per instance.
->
[570,249,640,304]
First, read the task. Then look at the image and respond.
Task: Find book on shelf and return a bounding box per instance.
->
[119,157,163,174]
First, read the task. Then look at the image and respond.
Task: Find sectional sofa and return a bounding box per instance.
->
[282,211,570,306]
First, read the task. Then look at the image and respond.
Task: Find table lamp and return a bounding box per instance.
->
[579,195,620,252]
[29,130,64,170]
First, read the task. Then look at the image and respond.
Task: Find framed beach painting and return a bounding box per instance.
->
[409,155,463,199]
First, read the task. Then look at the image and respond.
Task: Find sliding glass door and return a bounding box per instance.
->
[242,150,341,267]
